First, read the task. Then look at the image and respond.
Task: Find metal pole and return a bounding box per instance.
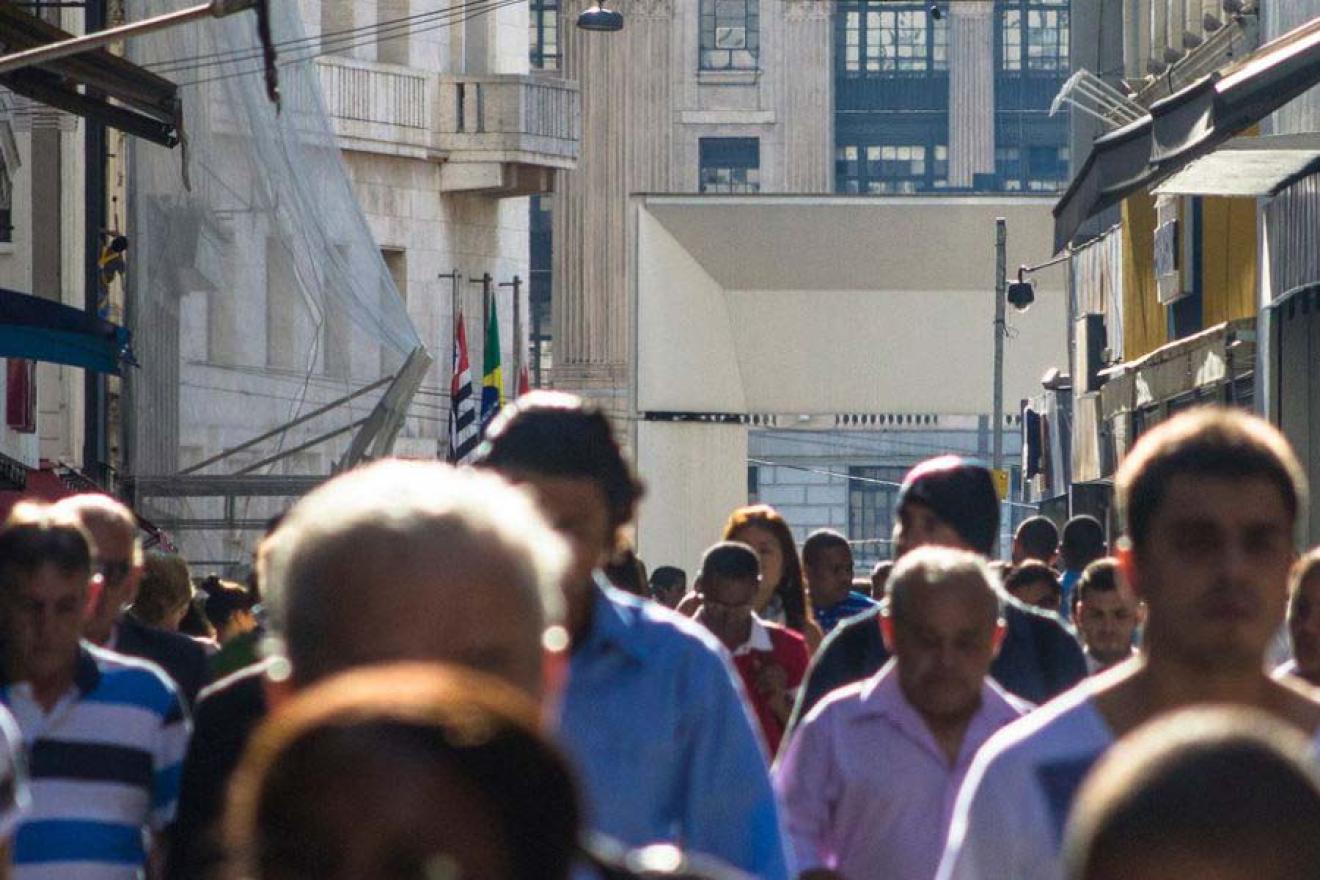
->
[0,0,256,76]
[84,0,108,484]
[993,217,1007,475]
[499,275,523,398]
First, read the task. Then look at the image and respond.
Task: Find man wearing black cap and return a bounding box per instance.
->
[784,456,1086,741]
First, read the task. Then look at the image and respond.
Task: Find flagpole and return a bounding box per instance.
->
[499,275,524,400]
[438,269,462,461]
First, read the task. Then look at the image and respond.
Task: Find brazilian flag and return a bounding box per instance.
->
[481,296,503,428]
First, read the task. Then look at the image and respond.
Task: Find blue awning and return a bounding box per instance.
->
[0,287,135,375]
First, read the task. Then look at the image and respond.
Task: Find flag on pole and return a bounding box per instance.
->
[481,296,504,428]
[448,312,479,463]
[517,364,531,398]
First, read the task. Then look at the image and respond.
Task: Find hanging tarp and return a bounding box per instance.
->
[0,287,134,374]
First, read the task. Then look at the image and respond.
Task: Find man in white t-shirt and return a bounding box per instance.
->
[936,407,1320,880]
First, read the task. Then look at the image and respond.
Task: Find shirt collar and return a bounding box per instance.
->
[733,615,775,656]
[581,576,653,664]
[72,644,101,696]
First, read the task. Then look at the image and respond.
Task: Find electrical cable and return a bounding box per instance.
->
[146,0,505,74]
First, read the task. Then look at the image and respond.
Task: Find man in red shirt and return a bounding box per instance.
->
[696,542,810,755]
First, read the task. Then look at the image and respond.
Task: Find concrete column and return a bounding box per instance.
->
[947,3,995,189]
[552,0,672,413]
[781,0,833,192]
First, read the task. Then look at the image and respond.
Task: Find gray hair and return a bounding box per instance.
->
[259,460,568,675]
[886,545,1001,626]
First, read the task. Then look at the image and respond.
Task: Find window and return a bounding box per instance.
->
[747,465,760,504]
[530,0,560,70]
[839,2,947,76]
[699,138,760,193]
[847,465,908,567]
[836,142,947,193]
[0,158,10,244]
[1001,2,1070,73]
[700,0,759,70]
[996,143,1069,191]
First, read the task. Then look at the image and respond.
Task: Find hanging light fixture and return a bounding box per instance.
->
[577,0,624,31]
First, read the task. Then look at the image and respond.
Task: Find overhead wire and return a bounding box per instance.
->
[165,0,526,89]
[145,0,504,75]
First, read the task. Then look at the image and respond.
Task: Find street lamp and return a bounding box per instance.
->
[577,1,624,31]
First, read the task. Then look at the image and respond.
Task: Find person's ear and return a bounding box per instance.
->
[262,655,297,711]
[1117,541,1145,602]
[880,614,897,652]
[83,573,105,621]
[540,624,570,726]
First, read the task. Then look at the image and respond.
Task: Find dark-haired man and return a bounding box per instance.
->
[649,565,688,609]
[1013,516,1059,566]
[1059,515,1106,611]
[1072,559,1141,674]
[695,543,808,754]
[937,407,1320,880]
[0,505,188,879]
[787,457,1085,738]
[802,530,875,634]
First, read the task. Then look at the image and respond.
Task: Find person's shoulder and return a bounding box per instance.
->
[85,643,184,716]
[976,683,1104,772]
[607,585,730,659]
[197,659,272,711]
[762,619,807,648]
[820,603,882,649]
[798,674,876,732]
[123,617,209,662]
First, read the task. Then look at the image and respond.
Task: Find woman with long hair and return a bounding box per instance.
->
[723,505,823,653]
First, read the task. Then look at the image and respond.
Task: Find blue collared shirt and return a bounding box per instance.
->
[557,581,791,880]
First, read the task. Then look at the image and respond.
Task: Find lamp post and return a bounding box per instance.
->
[993,218,1007,475]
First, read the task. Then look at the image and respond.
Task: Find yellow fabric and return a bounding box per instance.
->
[1121,193,1166,360]
[1201,196,1257,328]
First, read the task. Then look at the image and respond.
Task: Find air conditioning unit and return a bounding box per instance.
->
[1074,314,1108,394]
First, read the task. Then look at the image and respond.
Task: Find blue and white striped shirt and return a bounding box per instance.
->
[3,643,190,880]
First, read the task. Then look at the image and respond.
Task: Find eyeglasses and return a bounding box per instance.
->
[99,561,133,584]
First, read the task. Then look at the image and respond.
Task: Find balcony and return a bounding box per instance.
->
[316,56,580,197]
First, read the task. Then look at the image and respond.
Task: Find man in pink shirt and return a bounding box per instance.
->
[773,546,1028,880]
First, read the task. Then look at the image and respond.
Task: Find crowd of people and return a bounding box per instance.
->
[0,393,1317,880]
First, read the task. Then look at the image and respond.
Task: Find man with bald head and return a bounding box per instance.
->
[775,547,1028,880]
[167,460,568,879]
[53,494,210,707]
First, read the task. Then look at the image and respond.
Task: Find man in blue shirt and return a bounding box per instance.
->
[477,392,791,879]
[803,530,877,634]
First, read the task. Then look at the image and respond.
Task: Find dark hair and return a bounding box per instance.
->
[1015,516,1060,562]
[228,664,580,880]
[1117,407,1306,556]
[1004,560,1062,606]
[649,566,686,591]
[0,502,93,593]
[1060,516,1106,570]
[1075,557,1122,606]
[475,391,645,537]
[700,542,760,582]
[802,529,850,568]
[722,505,808,633]
[201,575,256,633]
[603,546,648,598]
[1066,708,1320,880]
[1290,549,1320,603]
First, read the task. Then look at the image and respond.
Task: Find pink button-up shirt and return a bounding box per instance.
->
[773,660,1028,880]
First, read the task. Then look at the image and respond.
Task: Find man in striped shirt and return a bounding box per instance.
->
[0,504,188,879]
